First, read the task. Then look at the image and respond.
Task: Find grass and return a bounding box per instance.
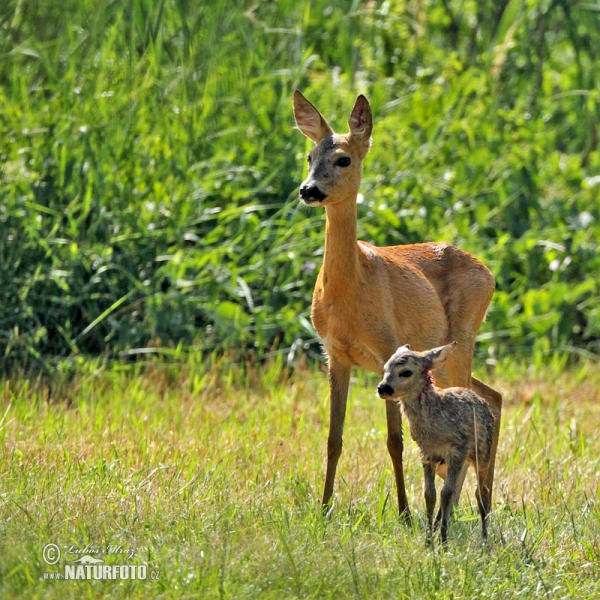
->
[1,359,600,598]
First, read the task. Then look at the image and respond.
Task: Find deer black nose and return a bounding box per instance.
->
[299,185,327,202]
[377,383,394,397]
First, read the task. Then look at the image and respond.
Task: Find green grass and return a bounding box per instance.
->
[1,360,600,598]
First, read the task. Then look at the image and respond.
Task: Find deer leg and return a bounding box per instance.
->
[423,462,436,543]
[435,344,471,507]
[322,359,351,512]
[450,461,468,511]
[439,449,467,547]
[476,463,492,540]
[385,399,411,522]
[471,376,502,509]
[442,342,472,388]
[433,506,442,532]
[433,460,466,518]
[438,486,453,548]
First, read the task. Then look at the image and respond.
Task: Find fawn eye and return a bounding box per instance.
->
[399,370,413,378]
[307,155,312,164]
[335,156,351,167]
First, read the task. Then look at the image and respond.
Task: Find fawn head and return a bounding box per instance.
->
[293,90,372,206]
[377,342,457,401]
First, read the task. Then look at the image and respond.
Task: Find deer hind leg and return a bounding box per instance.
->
[443,333,475,387]
[471,376,502,509]
[476,461,492,539]
[385,399,411,522]
[322,359,351,512]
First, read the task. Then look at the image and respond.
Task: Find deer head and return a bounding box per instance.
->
[377,342,457,400]
[293,90,372,206]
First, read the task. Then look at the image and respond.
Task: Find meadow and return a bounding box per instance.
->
[1,357,600,598]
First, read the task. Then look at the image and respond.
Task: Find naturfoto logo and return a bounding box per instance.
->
[42,543,159,581]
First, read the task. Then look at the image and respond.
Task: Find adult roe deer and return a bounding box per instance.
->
[292,90,502,519]
[378,342,496,545]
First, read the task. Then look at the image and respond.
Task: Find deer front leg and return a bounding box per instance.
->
[385,399,411,522]
[423,462,436,543]
[322,359,351,512]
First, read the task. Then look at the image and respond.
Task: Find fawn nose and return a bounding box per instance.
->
[377,383,394,397]
[299,184,327,203]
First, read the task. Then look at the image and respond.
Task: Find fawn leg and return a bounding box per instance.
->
[439,450,468,547]
[423,462,436,543]
[436,350,470,508]
[432,460,466,524]
[451,461,469,509]
[471,376,502,508]
[476,463,492,539]
[433,506,442,533]
[386,399,411,521]
[322,359,351,512]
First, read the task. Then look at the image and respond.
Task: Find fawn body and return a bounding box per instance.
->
[292,91,502,519]
[377,343,495,544]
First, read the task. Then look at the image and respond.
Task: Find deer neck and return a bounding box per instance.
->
[322,198,361,297]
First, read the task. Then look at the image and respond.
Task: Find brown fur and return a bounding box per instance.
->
[292,91,502,519]
[378,343,496,545]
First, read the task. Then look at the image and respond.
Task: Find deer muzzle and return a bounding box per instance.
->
[377,383,395,398]
[299,184,327,204]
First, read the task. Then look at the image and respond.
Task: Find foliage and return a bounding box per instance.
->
[0,0,599,368]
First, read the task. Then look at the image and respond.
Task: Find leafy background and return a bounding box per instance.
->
[1,0,599,371]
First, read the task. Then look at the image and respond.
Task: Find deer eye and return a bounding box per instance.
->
[399,370,413,378]
[307,155,312,164]
[335,156,351,167]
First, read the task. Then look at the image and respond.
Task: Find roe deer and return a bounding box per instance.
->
[377,342,496,545]
[292,91,502,520]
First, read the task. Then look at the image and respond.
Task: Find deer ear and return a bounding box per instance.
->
[293,90,334,144]
[388,344,411,363]
[426,342,457,370]
[348,95,373,154]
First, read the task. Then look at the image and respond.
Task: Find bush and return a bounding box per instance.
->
[0,0,599,369]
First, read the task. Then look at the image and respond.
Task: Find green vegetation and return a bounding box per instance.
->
[1,359,599,598]
[1,0,599,370]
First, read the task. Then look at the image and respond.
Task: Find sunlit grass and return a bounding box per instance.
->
[1,359,599,598]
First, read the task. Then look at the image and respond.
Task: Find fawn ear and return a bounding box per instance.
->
[384,344,411,369]
[348,95,372,156]
[426,342,457,370]
[386,344,410,364]
[390,344,411,360]
[293,90,334,144]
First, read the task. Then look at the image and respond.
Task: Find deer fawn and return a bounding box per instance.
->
[378,343,495,545]
[292,91,502,520]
